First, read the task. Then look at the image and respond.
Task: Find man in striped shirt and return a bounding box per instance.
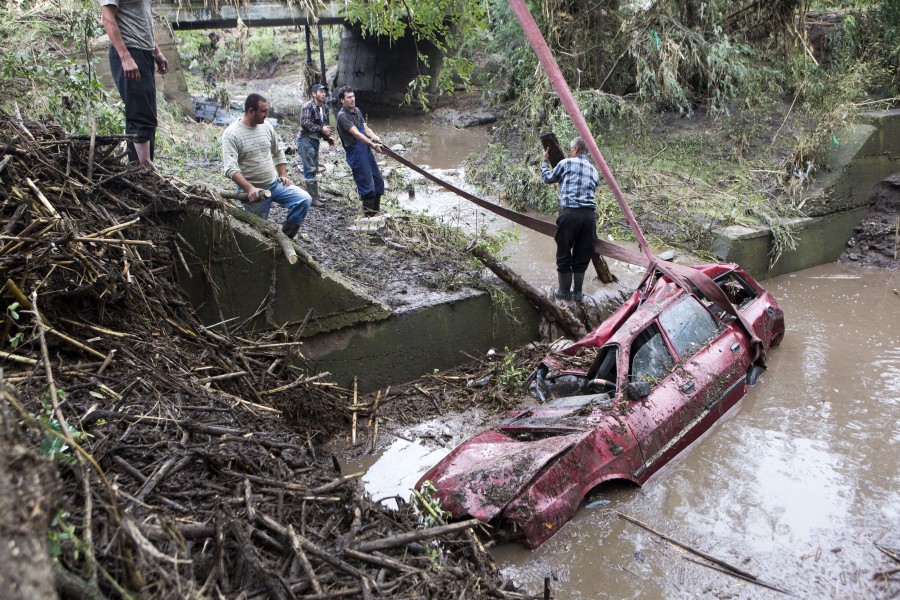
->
[222,93,312,239]
[541,136,600,301]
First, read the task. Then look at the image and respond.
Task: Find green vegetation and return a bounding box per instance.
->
[0,0,121,135]
[465,0,899,264]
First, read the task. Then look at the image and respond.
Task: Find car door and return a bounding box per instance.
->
[656,295,749,453]
[619,320,697,481]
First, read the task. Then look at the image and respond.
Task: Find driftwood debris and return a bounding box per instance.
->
[470,245,588,339]
[0,118,531,599]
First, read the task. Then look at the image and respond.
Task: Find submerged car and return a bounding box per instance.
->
[417,263,784,548]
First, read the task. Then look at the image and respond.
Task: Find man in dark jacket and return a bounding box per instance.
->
[296,83,334,205]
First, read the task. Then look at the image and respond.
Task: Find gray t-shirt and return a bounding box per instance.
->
[100,0,155,51]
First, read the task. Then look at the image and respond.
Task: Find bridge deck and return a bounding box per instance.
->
[156,0,345,29]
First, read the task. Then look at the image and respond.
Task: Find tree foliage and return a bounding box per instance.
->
[341,0,488,107]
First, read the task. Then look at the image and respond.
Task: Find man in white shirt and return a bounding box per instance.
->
[222,94,312,239]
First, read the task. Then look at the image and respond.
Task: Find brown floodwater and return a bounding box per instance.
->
[346,119,900,598]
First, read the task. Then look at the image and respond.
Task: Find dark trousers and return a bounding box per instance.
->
[345,141,384,199]
[109,46,157,163]
[555,207,596,273]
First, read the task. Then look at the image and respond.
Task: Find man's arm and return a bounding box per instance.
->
[101,5,140,80]
[541,158,565,184]
[222,132,264,201]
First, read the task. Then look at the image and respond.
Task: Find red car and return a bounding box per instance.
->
[418,263,784,548]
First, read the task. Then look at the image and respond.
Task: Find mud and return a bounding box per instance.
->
[839,174,900,269]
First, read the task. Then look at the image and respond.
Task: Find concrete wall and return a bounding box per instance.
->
[714,110,900,279]
[176,211,541,392]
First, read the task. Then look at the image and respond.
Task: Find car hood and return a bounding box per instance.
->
[419,428,589,523]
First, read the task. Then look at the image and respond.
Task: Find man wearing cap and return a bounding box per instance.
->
[297,83,334,206]
[100,0,168,166]
[223,93,312,240]
[335,86,384,216]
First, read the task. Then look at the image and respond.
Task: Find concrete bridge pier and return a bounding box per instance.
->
[334,24,442,108]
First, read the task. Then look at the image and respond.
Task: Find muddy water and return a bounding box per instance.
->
[350,120,900,597]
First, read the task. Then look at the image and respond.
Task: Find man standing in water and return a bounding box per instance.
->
[335,86,385,216]
[222,93,312,239]
[297,83,334,206]
[100,0,168,166]
[541,136,600,301]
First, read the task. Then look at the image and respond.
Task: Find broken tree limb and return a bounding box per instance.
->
[470,245,587,340]
[617,512,790,594]
[591,253,617,284]
[221,202,323,273]
[218,189,272,202]
[353,519,482,553]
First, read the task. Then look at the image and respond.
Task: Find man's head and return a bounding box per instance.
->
[336,86,356,109]
[310,83,327,104]
[569,137,587,156]
[244,93,269,126]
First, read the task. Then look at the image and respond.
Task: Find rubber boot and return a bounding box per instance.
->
[306,180,322,207]
[555,272,573,300]
[573,272,585,301]
[362,196,377,217]
[282,222,300,239]
[373,195,382,214]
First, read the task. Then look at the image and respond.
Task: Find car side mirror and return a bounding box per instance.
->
[626,381,651,401]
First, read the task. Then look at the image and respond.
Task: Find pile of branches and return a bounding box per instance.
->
[0,117,525,599]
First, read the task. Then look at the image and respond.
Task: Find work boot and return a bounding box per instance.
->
[282,222,300,239]
[573,272,585,301]
[373,195,382,214]
[306,180,322,207]
[362,196,377,217]
[555,272,573,300]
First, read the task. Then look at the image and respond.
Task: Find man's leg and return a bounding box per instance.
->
[367,151,385,213]
[554,211,576,300]
[298,136,319,181]
[109,47,158,165]
[269,180,312,238]
[346,144,376,208]
[571,211,597,301]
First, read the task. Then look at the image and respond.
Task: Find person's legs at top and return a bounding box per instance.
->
[366,150,385,213]
[571,210,597,301]
[109,47,157,165]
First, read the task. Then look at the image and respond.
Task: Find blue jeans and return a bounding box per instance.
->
[297,135,320,180]
[241,179,311,227]
[345,141,384,199]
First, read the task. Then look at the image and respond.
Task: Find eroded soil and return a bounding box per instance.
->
[839,174,900,268]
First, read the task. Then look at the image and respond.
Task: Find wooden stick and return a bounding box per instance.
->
[87,117,97,180]
[288,525,323,594]
[353,518,482,552]
[351,376,358,445]
[683,557,791,595]
[618,512,760,581]
[25,177,60,219]
[343,547,418,573]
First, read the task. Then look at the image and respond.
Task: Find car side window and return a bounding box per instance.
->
[630,324,674,383]
[659,296,719,360]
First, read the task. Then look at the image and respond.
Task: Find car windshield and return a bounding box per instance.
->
[659,296,719,360]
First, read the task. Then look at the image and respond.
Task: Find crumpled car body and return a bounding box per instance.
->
[417,264,784,548]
